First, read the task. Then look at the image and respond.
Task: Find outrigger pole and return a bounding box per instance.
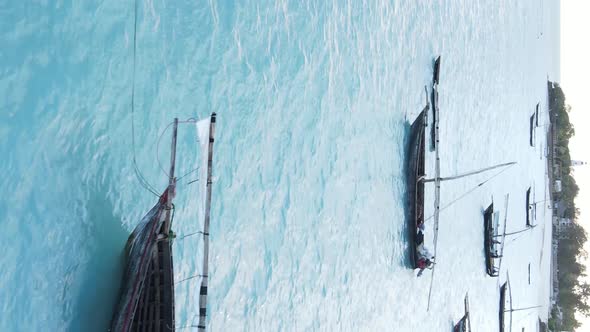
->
[197,113,216,332]
[495,195,509,278]
[163,119,178,232]
[502,225,537,237]
[427,78,442,311]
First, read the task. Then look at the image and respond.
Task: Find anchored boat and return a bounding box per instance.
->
[454,293,472,332]
[484,195,509,277]
[525,187,532,227]
[529,112,536,147]
[407,58,439,276]
[499,274,541,332]
[484,202,500,277]
[407,56,515,277]
[407,105,428,269]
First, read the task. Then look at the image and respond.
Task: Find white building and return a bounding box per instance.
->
[559,218,572,228]
[554,180,562,193]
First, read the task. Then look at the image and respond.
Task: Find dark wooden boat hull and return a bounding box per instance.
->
[484,203,496,276]
[454,319,467,332]
[535,103,540,127]
[526,187,531,226]
[499,282,507,332]
[529,113,535,146]
[111,191,176,332]
[407,110,426,269]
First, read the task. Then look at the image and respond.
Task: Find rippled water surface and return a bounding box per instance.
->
[0,0,560,331]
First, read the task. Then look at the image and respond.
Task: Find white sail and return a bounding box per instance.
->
[196,117,211,218]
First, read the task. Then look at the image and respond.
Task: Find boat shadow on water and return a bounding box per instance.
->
[68,180,128,332]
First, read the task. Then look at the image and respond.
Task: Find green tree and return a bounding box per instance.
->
[549,81,589,330]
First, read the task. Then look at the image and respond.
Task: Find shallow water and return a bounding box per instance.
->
[0,0,560,331]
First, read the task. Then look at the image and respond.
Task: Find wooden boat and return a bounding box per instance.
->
[525,187,532,227]
[453,293,472,332]
[407,58,513,279]
[499,279,510,332]
[407,109,427,269]
[499,273,540,332]
[484,203,501,277]
[407,58,438,274]
[110,120,179,332]
[484,195,509,278]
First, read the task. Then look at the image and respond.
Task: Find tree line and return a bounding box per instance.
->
[548,82,589,331]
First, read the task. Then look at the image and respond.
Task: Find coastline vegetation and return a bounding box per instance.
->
[547,82,589,331]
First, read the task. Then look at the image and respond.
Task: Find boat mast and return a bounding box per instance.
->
[163,118,178,233]
[507,273,513,332]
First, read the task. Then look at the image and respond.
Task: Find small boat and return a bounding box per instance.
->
[454,293,472,332]
[110,120,180,332]
[407,58,438,275]
[499,278,510,332]
[407,108,427,269]
[484,195,509,277]
[499,273,541,332]
[406,58,515,312]
[525,187,532,227]
[484,203,501,277]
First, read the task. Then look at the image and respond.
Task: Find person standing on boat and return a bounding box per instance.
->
[491,250,502,258]
[415,223,434,276]
[417,256,434,277]
[416,232,434,277]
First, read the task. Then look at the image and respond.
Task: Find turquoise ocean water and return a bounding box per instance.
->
[1,0,560,331]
